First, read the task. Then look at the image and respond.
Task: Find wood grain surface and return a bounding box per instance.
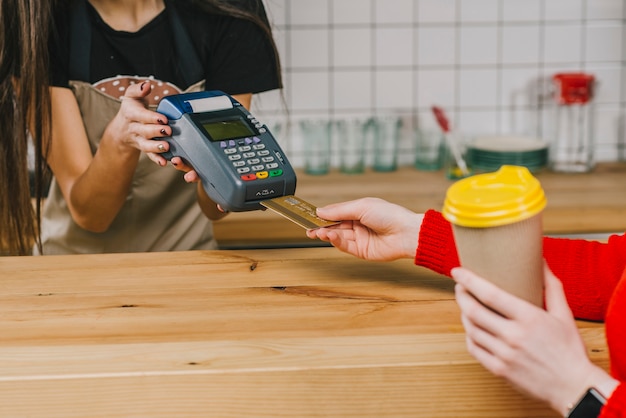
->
[0,248,608,417]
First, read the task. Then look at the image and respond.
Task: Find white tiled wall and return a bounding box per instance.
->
[252,0,626,169]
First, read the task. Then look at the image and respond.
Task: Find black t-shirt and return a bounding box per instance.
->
[49,0,281,95]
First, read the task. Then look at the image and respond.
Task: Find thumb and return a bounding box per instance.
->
[543,262,575,321]
[125,80,152,99]
[316,199,367,222]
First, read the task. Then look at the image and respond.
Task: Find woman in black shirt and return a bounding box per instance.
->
[39,0,282,254]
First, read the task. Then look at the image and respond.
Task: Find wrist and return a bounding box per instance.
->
[560,365,618,417]
[197,182,229,220]
[566,387,606,418]
[403,213,423,259]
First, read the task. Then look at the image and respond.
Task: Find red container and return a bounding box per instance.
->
[549,72,596,173]
[553,73,595,105]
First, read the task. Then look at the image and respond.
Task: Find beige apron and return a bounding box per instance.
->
[37,79,217,254]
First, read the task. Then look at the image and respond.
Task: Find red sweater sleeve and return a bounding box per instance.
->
[415,210,626,321]
[600,383,626,418]
[414,210,460,276]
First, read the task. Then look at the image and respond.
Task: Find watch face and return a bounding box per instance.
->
[568,388,606,418]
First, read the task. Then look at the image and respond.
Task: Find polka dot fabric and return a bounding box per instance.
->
[93,76,182,106]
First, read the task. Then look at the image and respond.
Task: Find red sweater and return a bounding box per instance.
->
[415,210,626,417]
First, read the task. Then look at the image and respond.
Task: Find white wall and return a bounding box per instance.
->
[252,0,626,169]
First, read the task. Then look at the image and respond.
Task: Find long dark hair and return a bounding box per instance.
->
[0,0,52,255]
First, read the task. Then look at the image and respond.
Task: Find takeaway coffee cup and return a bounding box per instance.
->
[442,165,547,307]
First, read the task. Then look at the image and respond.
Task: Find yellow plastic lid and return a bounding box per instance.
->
[442,165,547,228]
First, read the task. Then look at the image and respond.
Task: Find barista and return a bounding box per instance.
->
[39,0,281,254]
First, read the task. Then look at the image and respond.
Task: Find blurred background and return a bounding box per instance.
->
[250,0,625,171]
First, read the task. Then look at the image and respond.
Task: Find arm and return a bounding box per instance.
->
[310,201,624,321]
[47,82,172,232]
[452,265,621,417]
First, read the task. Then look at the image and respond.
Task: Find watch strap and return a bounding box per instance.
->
[567,388,606,418]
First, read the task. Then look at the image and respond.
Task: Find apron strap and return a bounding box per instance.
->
[69,0,91,81]
[69,0,204,87]
[165,0,204,87]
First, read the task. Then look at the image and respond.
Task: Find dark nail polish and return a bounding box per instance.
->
[140,81,147,90]
[160,128,166,135]
[157,118,165,124]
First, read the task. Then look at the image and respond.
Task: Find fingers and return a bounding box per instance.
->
[307,225,356,252]
[451,267,537,320]
[145,141,170,166]
[543,263,575,322]
[315,197,378,222]
[124,80,152,99]
[460,317,510,377]
[130,116,171,143]
[183,171,199,183]
[453,277,510,337]
[121,80,170,129]
[306,221,353,240]
[118,80,174,160]
[453,275,524,379]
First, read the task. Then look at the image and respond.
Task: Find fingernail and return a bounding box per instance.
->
[171,160,178,167]
[140,81,148,91]
[157,118,165,124]
[157,144,165,152]
[160,128,166,135]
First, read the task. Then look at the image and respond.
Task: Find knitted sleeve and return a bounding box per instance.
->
[599,383,626,418]
[414,209,460,276]
[414,210,626,321]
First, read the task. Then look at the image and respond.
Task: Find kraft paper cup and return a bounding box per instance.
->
[442,165,547,307]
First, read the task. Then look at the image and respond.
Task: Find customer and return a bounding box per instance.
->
[0,0,53,256]
[306,197,625,417]
[38,0,281,254]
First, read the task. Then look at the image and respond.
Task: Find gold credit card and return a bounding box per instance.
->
[260,195,341,230]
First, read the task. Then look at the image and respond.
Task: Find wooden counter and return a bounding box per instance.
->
[214,162,626,248]
[0,248,608,417]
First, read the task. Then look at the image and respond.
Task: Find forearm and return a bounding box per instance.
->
[196,182,229,221]
[68,128,141,232]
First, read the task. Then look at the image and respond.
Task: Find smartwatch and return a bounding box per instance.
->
[567,388,606,418]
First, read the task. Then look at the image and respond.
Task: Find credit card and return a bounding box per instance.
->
[260,195,341,230]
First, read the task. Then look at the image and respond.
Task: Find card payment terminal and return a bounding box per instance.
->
[156,91,297,212]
